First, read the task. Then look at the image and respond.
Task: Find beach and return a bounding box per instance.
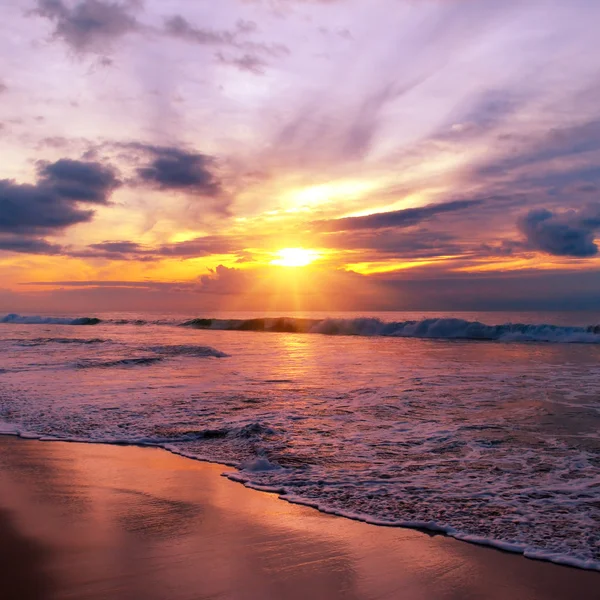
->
[0,435,597,600]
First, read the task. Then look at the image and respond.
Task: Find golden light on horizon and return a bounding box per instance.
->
[271,248,319,268]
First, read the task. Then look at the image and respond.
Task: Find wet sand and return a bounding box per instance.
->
[0,435,597,600]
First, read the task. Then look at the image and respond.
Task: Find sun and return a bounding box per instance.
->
[271,248,319,267]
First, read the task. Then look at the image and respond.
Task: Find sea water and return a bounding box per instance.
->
[0,311,599,570]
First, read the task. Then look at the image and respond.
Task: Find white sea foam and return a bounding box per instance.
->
[240,456,284,472]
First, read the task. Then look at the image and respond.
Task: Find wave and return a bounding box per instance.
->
[74,345,228,368]
[0,314,171,327]
[182,316,600,343]
[1,314,101,325]
[4,312,600,344]
[75,357,164,369]
[16,337,109,346]
[146,345,229,358]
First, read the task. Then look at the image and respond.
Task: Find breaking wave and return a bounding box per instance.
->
[1,314,101,325]
[182,316,600,343]
[3,313,600,343]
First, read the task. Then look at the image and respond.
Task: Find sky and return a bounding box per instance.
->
[2,0,600,312]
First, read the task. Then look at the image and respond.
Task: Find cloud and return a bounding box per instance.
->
[34,0,140,53]
[69,234,237,260]
[88,240,141,254]
[197,265,251,295]
[0,158,120,234]
[155,236,234,257]
[15,267,600,313]
[215,52,268,74]
[33,2,288,73]
[323,229,463,259]
[480,120,600,178]
[73,240,149,260]
[0,236,63,255]
[24,279,171,289]
[271,79,425,166]
[134,145,222,196]
[371,268,600,311]
[163,14,289,73]
[163,15,236,46]
[39,158,121,202]
[315,199,483,232]
[519,204,600,257]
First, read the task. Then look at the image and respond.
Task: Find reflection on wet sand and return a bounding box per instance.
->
[0,507,54,600]
[0,436,598,600]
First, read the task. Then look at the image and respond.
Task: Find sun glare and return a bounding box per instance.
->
[271,248,318,267]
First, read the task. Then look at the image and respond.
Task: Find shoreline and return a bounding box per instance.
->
[0,435,598,599]
[1,430,599,574]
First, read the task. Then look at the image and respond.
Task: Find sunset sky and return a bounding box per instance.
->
[2,0,600,311]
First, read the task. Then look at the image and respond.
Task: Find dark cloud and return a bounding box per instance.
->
[134,145,222,196]
[519,204,600,257]
[38,158,120,202]
[72,240,149,260]
[0,158,120,234]
[0,236,63,255]
[69,235,236,260]
[315,199,483,232]
[88,240,141,253]
[35,0,140,53]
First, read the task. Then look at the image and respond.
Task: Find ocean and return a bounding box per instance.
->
[0,310,599,570]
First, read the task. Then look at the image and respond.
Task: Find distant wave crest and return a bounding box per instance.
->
[182,316,600,343]
[3,313,600,343]
[0,314,101,325]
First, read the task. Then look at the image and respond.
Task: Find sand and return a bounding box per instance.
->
[0,435,597,600]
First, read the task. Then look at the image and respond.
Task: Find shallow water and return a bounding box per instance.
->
[0,311,599,570]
